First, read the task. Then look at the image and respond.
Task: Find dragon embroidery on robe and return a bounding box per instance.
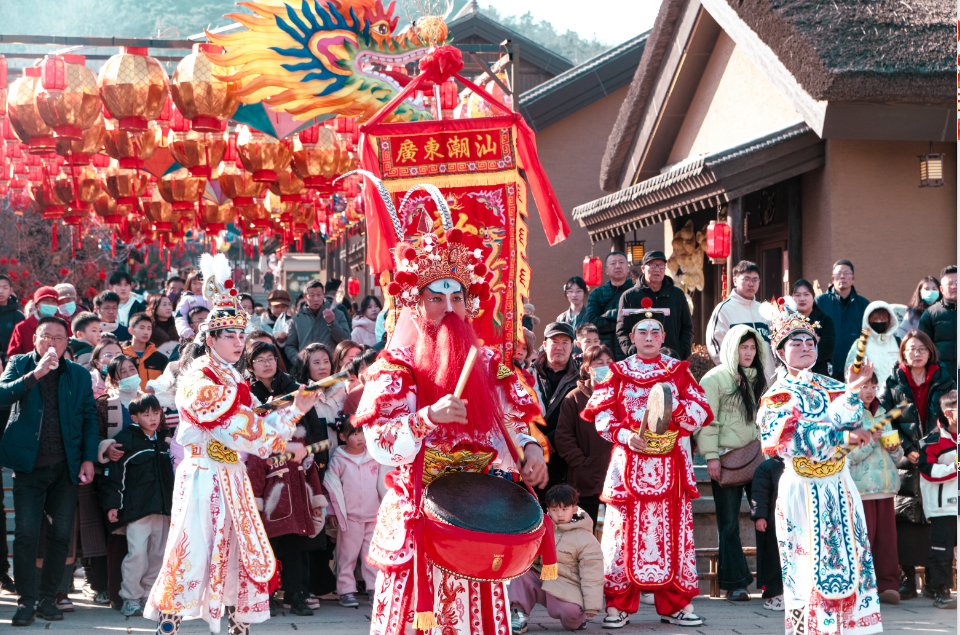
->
[207,0,440,122]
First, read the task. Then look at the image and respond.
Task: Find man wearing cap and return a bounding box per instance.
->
[582,301,713,628]
[7,287,68,359]
[262,289,292,341]
[756,299,880,635]
[531,321,580,492]
[616,250,694,360]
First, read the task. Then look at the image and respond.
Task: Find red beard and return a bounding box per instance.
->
[412,312,503,450]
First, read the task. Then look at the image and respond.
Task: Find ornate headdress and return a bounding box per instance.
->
[337,173,493,318]
[760,296,819,350]
[196,253,249,338]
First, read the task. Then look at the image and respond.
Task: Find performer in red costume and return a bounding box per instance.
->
[582,299,713,629]
[354,208,550,635]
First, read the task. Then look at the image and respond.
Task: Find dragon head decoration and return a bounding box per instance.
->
[206,0,445,123]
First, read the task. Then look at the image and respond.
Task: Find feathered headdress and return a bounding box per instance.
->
[196,253,248,338]
[759,296,819,350]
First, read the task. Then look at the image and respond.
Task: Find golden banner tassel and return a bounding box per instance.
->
[540,563,558,581]
[414,611,438,630]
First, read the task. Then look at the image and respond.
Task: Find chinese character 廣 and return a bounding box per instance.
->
[396,138,418,163]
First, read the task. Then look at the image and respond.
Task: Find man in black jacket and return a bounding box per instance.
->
[920,266,957,381]
[0,274,22,594]
[615,250,694,360]
[584,252,633,361]
[531,322,580,495]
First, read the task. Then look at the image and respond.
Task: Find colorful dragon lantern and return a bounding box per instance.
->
[205,0,438,122]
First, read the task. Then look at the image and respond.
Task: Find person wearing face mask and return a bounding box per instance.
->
[553,344,615,531]
[695,325,769,602]
[6,286,69,359]
[898,276,941,338]
[756,297,880,635]
[919,265,957,382]
[54,283,80,321]
[844,301,902,388]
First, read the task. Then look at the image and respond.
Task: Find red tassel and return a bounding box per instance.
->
[71,227,76,260]
[52,220,58,251]
[111,232,116,258]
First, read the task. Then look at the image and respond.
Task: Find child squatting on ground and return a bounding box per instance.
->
[509,484,604,633]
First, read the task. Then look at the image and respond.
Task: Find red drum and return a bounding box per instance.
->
[423,472,545,582]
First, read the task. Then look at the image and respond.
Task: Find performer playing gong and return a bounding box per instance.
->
[355,220,549,635]
[582,299,713,628]
[756,298,881,635]
[145,254,320,635]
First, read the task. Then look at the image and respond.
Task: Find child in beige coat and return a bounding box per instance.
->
[509,485,604,632]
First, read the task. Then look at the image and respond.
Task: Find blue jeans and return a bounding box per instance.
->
[13,461,78,606]
[710,479,754,591]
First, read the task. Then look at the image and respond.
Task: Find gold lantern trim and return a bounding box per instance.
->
[171,43,240,133]
[97,47,170,133]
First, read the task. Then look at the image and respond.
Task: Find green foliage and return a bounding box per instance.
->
[478,6,612,65]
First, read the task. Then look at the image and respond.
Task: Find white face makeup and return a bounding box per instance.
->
[426,278,463,313]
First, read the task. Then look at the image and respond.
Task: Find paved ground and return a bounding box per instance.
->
[0,588,955,634]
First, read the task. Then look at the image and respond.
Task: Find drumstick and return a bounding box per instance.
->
[830,401,908,463]
[269,439,331,465]
[453,347,525,464]
[252,370,349,415]
[850,329,870,374]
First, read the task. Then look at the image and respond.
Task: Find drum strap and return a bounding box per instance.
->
[409,418,558,632]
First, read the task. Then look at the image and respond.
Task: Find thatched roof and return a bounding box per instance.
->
[599,0,954,192]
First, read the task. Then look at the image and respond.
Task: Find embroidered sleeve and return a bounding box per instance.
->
[672,367,714,435]
[827,389,864,432]
[355,351,428,467]
[758,387,846,461]
[581,372,622,444]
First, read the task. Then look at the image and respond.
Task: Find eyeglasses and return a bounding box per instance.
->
[904,347,928,355]
[37,334,67,343]
[644,263,667,271]
[253,357,277,365]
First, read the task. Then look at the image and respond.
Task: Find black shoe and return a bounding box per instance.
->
[36,598,64,621]
[270,596,281,617]
[0,572,15,595]
[899,583,918,600]
[288,592,314,617]
[12,604,36,627]
[934,588,957,610]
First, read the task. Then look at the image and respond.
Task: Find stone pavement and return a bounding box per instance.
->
[0,590,955,634]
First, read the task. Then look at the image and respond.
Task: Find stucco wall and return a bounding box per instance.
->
[667,31,801,164]
[801,139,957,304]
[524,85,664,344]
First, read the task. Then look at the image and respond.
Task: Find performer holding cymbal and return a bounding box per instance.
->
[581,297,714,628]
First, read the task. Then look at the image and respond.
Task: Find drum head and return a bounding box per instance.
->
[424,472,543,535]
[642,383,673,435]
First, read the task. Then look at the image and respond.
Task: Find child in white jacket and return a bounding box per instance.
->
[323,419,387,608]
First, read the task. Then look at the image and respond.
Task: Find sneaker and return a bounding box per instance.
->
[339,592,359,608]
[660,606,703,627]
[878,589,900,605]
[0,572,15,595]
[510,606,528,634]
[763,595,785,611]
[12,604,36,627]
[602,610,629,629]
[288,591,314,617]
[934,588,957,610]
[725,588,749,601]
[36,598,64,621]
[304,594,320,610]
[899,582,918,600]
[640,592,655,605]
[93,591,111,606]
[56,592,75,612]
[121,599,143,617]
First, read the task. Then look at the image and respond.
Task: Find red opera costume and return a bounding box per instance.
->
[581,355,712,617]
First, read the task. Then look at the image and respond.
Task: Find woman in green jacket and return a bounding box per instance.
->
[695,324,768,601]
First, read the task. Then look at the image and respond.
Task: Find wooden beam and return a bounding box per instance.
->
[726,196,744,291]
[785,176,802,286]
[466,52,512,97]
[0,34,195,48]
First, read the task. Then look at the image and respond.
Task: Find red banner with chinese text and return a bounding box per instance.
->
[363,116,534,356]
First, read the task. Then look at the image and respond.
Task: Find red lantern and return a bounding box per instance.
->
[440,79,459,111]
[705,220,731,265]
[347,277,360,297]
[298,125,319,146]
[40,57,67,92]
[583,256,602,287]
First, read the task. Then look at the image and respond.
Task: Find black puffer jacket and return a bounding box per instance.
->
[100,424,174,531]
[919,299,956,380]
[879,362,956,457]
[0,296,24,367]
[808,304,836,377]
[616,275,693,360]
[584,279,633,361]
[749,456,784,522]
